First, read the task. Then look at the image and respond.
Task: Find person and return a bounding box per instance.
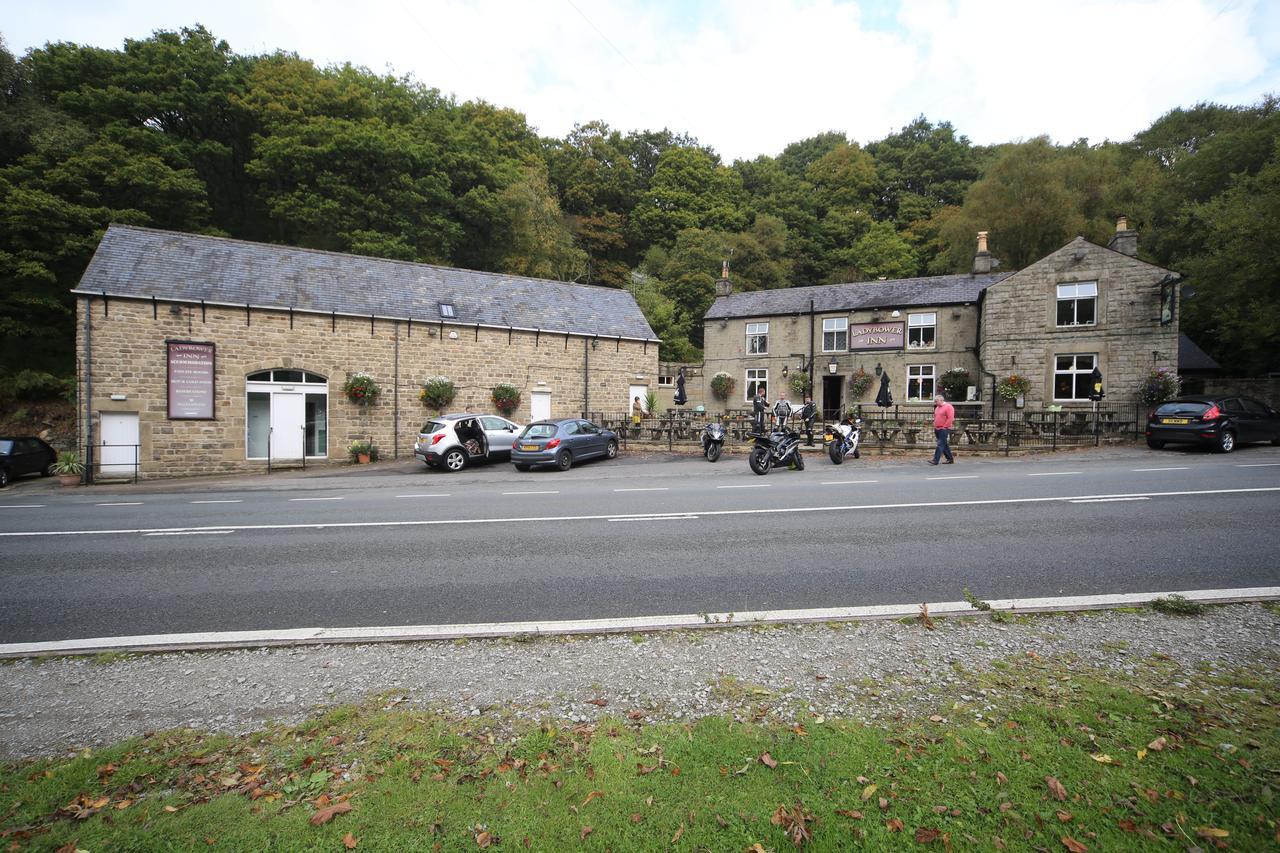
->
[800,394,816,444]
[929,393,955,465]
[751,385,769,434]
[772,389,794,430]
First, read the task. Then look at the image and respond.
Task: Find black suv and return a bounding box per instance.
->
[1146,395,1280,453]
[0,436,57,487]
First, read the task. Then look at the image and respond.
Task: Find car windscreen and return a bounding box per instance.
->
[0,440,12,454]
[1154,401,1210,417]
[420,420,446,434]
[520,424,558,439]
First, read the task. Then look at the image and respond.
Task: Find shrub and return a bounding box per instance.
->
[348,439,378,461]
[342,372,380,404]
[996,374,1032,400]
[1138,366,1181,404]
[11,370,74,402]
[51,450,85,475]
[710,372,736,401]
[848,368,873,399]
[940,368,972,402]
[491,383,520,415]
[1151,594,1204,616]
[788,371,811,397]
[419,376,456,410]
[644,389,658,415]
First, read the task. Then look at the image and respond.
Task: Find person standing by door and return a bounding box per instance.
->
[929,393,955,465]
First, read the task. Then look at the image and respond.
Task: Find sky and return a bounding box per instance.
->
[5,0,1279,162]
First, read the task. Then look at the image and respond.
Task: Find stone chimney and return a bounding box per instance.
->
[1108,216,1138,257]
[972,231,993,274]
[714,259,732,298]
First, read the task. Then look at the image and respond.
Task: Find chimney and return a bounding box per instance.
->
[1108,216,1138,257]
[972,231,993,274]
[714,259,732,297]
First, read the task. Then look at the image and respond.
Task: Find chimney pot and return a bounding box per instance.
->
[1116,216,1128,232]
[976,231,989,253]
[1108,216,1138,257]
[972,230,993,274]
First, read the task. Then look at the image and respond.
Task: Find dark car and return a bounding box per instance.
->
[1145,395,1280,453]
[0,436,57,488]
[510,418,618,471]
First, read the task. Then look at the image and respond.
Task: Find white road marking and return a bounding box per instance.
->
[289,497,344,502]
[717,484,770,489]
[927,475,978,480]
[0,505,44,509]
[1069,497,1151,504]
[1237,462,1280,467]
[97,502,143,506]
[191,499,243,504]
[1132,467,1190,472]
[613,487,669,492]
[608,515,698,522]
[144,530,235,536]
[396,494,451,498]
[5,586,1278,657]
[502,490,559,495]
[3,487,1277,538]
[1027,471,1082,476]
[820,480,878,485]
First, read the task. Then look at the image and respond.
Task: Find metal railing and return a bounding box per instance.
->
[84,443,140,484]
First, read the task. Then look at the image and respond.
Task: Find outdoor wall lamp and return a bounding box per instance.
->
[781,365,789,378]
[827,360,838,374]
[874,362,883,377]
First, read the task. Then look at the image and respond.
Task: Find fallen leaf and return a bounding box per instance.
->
[342,832,359,849]
[878,797,889,811]
[671,823,685,844]
[915,827,942,843]
[1136,749,1147,761]
[1195,827,1229,839]
[631,813,643,823]
[1117,819,1137,833]
[996,771,1008,785]
[580,826,593,840]
[886,818,904,832]
[164,805,180,813]
[587,698,608,707]
[919,603,935,629]
[309,801,352,826]
[115,799,133,810]
[1147,736,1167,751]
[327,736,344,747]
[582,791,603,807]
[999,802,1013,812]
[835,809,864,820]
[1061,836,1088,852]
[760,752,778,769]
[1089,753,1115,764]
[929,715,944,723]
[932,805,948,814]
[715,814,728,828]
[1046,776,1067,801]
[1055,810,1072,822]
[861,783,878,800]
[476,830,494,848]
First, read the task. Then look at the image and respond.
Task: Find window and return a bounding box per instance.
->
[746,322,769,355]
[907,365,935,401]
[1056,282,1097,327]
[822,317,848,352]
[439,302,456,319]
[908,313,936,349]
[745,368,768,401]
[1053,354,1096,400]
[657,374,674,387]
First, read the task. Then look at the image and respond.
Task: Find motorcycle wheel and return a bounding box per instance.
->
[828,442,844,465]
[792,449,805,471]
[748,447,771,475]
[705,442,722,463]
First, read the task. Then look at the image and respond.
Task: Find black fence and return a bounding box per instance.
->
[83,443,141,485]
[584,402,1150,455]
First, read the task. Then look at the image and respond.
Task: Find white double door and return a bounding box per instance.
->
[270,393,305,460]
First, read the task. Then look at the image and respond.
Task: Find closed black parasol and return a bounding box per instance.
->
[875,371,893,407]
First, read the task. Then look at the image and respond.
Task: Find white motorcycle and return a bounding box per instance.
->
[825,417,863,464]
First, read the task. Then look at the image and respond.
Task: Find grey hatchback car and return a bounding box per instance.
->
[510,418,618,471]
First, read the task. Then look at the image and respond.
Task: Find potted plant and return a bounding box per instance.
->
[419,375,456,410]
[940,367,972,402]
[348,439,376,464]
[849,367,873,399]
[343,372,380,405]
[490,383,520,416]
[1138,366,1181,404]
[710,372,736,401]
[996,374,1032,403]
[644,389,659,416]
[51,450,84,486]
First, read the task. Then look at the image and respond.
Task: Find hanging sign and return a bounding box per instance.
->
[848,322,904,351]
[167,340,216,419]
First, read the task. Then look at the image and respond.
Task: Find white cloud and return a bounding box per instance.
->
[4,0,1275,160]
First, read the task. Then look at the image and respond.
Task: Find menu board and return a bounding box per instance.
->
[167,341,216,419]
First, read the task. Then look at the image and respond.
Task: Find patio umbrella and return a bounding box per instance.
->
[875,371,893,408]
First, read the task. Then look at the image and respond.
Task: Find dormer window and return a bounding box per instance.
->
[439,302,456,319]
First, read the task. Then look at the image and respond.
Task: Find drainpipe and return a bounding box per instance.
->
[975,292,996,418]
[83,296,94,485]
[393,320,400,460]
[583,338,590,418]
[807,299,815,398]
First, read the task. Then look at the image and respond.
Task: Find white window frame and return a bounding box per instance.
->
[1056,282,1097,327]
[746,322,769,355]
[1053,353,1096,401]
[745,368,768,402]
[908,312,937,349]
[906,364,935,401]
[656,374,674,387]
[822,317,848,352]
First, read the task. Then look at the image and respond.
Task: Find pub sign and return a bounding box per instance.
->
[848,322,904,351]
[166,340,216,419]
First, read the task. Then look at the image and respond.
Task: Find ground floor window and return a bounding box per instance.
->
[1054,354,1096,400]
[745,368,768,401]
[907,364,935,401]
[246,370,328,459]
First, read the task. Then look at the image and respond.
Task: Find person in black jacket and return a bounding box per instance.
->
[751,386,769,433]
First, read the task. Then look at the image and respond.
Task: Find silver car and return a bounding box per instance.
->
[414,413,523,472]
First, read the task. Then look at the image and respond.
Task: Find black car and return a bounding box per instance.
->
[1145,395,1280,453]
[0,436,57,487]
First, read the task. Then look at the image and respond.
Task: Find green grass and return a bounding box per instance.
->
[2,658,1277,851]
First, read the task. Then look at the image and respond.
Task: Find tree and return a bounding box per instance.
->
[629,146,747,248]
[867,116,981,223]
[833,220,918,281]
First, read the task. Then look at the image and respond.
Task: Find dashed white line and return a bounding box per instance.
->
[1027,471,1082,477]
[144,529,235,536]
[820,480,878,485]
[502,491,559,496]
[396,494,451,498]
[717,484,771,489]
[191,499,243,504]
[926,475,978,480]
[0,504,44,509]
[613,487,669,492]
[1237,462,1280,468]
[288,497,344,502]
[1132,467,1189,472]
[608,515,698,523]
[97,502,143,506]
[1069,497,1150,504]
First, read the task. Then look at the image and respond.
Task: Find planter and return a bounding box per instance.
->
[356,452,371,464]
[58,474,80,487]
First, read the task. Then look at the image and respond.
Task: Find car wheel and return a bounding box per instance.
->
[605,440,618,459]
[1216,430,1235,453]
[0,467,8,488]
[555,449,573,471]
[443,448,467,471]
[514,463,531,472]
[1146,438,1165,450]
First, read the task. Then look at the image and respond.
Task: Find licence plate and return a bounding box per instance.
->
[520,444,540,451]
[1161,418,1190,425]
[823,434,834,442]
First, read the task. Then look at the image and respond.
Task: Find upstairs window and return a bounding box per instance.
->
[1056,282,1097,327]
[439,302,457,319]
[908,313,936,349]
[822,317,848,352]
[746,322,769,354]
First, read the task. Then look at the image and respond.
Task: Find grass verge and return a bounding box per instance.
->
[2,657,1277,851]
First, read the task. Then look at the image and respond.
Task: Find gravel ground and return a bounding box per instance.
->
[2,605,1277,761]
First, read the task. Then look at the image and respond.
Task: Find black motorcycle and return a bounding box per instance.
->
[825,417,863,464]
[748,428,804,475]
[701,420,726,462]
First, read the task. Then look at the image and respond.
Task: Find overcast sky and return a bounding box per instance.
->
[6,0,1278,162]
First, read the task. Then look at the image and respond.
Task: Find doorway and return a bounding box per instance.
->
[99,412,139,477]
[246,369,328,460]
[822,375,843,421]
[628,384,648,416]
[530,390,552,421]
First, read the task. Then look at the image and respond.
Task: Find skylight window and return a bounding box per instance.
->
[439,302,456,319]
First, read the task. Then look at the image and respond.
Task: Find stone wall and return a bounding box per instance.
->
[75,297,656,479]
[979,238,1180,410]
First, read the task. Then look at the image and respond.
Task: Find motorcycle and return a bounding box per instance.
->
[701,420,726,462]
[748,427,804,475]
[825,417,863,464]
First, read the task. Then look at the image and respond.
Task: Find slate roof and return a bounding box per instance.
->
[703,271,1012,320]
[74,225,658,341]
[1178,333,1220,372]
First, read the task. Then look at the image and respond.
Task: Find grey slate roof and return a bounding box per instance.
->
[74,225,657,341]
[703,271,1012,320]
[1178,333,1220,372]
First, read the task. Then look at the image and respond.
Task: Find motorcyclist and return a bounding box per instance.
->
[772,390,794,430]
[751,386,769,434]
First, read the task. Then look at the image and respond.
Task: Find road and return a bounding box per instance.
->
[1,445,1278,644]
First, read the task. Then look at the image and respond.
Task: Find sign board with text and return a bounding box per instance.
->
[848,322,904,351]
[166,340,216,419]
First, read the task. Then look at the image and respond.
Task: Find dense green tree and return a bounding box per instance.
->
[629,146,747,248]
[867,116,982,224]
[833,220,919,281]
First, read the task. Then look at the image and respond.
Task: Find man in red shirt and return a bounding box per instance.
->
[929,394,955,465]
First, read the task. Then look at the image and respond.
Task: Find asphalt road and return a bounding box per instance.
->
[2,444,1278,643]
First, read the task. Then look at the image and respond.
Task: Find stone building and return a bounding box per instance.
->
[73,225,658,479]
[701,221,1181,419]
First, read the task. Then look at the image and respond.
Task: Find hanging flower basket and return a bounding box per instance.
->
[419,375,456,410]
[788,371,812,397]
[1138,366,1181,404]
[710,372,736,401]
[996,374,1032,401]
[343,372,380,405]
[491,383,521,415]
[848,367,873,399]
[940,367,972,402]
